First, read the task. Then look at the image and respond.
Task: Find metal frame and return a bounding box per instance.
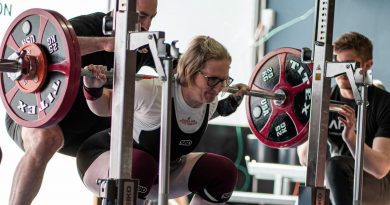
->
[300,1,335,202]
[106,0,139,204]
[300,0,371,204]
[130,31,179,205]
[353,70,371,204]
[104,1,179,204]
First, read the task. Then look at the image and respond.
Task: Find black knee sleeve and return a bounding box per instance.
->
[76,129,158,199]
[188,153,237,203]
[132,149,158,199]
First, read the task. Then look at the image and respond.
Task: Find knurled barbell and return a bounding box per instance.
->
[0,9,342,148]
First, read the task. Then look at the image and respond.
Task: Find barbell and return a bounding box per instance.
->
[0,9,341,148]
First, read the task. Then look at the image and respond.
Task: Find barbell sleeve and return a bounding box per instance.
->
[0,59,21,72]
[227,86,344,111]
[226,87,286,101]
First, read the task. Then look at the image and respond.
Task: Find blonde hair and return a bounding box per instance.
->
[176,35,231,86]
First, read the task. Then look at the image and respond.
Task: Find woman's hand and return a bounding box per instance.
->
[83,64,107,88]
[229,83,250,97]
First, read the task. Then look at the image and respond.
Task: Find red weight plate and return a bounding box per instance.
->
[0,9,81,128]
[246,48,313,148]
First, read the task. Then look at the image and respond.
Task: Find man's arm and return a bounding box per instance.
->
[370,137,390,178]
[78,36,115,56]
[68,12,115,56]
[339,104,390,179]
[344,136,390,179]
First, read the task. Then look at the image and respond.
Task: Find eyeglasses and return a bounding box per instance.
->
[198,71,234,87]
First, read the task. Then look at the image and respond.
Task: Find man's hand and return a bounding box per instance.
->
[337,104,356,142]
[102,37,115,52]
[78,36,115,55]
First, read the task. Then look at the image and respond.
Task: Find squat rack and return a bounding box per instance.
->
[105,0,371,205]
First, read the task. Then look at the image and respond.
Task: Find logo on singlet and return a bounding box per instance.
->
[138,185,148,194]
[329,119,344,130]
[178,140,192,146]
[221,192,232,199]
[328,119,344,137]
[179,117,197,126]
